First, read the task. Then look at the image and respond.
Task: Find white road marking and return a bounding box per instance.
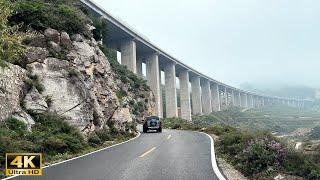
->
[139,147,156,158]
[167,134,172,140]
[200,132,226,180]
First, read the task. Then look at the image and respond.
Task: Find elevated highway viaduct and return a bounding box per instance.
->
[81,0,310,121]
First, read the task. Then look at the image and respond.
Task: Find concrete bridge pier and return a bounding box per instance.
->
[146,53,161,117]
[136,59,143,78]
[241,93,248,107]
[120,39,136,73]
[224,87,228,108]
[159,70,163,118]
[231,90,235,106]
[179,70,191,121]
[249,95,254,108]
[201,79,212,114]
[237,91,241,107]
[191,76,202,115]
[164,62,178,118]
[211,83,220,112]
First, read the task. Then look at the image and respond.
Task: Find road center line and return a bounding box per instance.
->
[139,147,156,158]
[167,134,172,140]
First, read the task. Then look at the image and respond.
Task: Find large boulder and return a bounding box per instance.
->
[60,32,73,49]
[29,33,46,48]
[0,63,27,122]
[25,47,49,64]
[44,28,60,44]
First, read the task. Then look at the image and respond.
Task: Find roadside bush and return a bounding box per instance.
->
[284,150,320,179]
[5,117,28,136]
[95,128,111,142]
[205,124,236,136]
[217,130,250,157]
[88,133,102,147]
[237,137,287,176]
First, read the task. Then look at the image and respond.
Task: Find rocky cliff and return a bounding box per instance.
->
[0,28,155,135]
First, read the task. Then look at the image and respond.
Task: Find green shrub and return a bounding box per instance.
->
[9,0,89,35]
[67,68,80,78]
[88,133,102,147]
[116,90,127,100]
[217,130,250,156]
[92,16,107,41]
[95,128,111,142]
[42,136,67,154]
[205,124,236,136]
[284,150,320,179]
[106,120,119,136]
[5,117,28,136]
[0,0,25,67]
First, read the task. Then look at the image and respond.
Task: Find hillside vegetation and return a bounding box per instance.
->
[163,106,320,179]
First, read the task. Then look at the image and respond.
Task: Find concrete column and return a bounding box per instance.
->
[249,95,254,108]
[238,91,241,107]
[164,62,177,118]
[211,83,220,111]
[120,40,136,73]
[159,70,163,118]
[219,89,223,110]
[241,93,248,107]
[179,70,191,121]
[224,87,228,108]
[191,76,202,115]
[201,79,212,114]
[136,59,143,78]
[146,53,161,117]
[231,90,235,106]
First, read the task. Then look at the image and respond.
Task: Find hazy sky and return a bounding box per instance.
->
[94,0,320,88]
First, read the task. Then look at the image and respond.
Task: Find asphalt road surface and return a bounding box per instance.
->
[9,128,219,180]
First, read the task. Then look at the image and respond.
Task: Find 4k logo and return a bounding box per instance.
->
[5,153,42,176]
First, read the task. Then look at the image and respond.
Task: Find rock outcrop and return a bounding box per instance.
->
[0,28,155,135]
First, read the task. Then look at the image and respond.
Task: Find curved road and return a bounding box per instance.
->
[10,128,219,180]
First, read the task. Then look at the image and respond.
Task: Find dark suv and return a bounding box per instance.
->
[143,116,162,133]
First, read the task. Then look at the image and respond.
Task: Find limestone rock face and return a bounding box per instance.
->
[0,63,27,122]
[111,108,133,130]
[1,28,155,134]
[24,87,48,113]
